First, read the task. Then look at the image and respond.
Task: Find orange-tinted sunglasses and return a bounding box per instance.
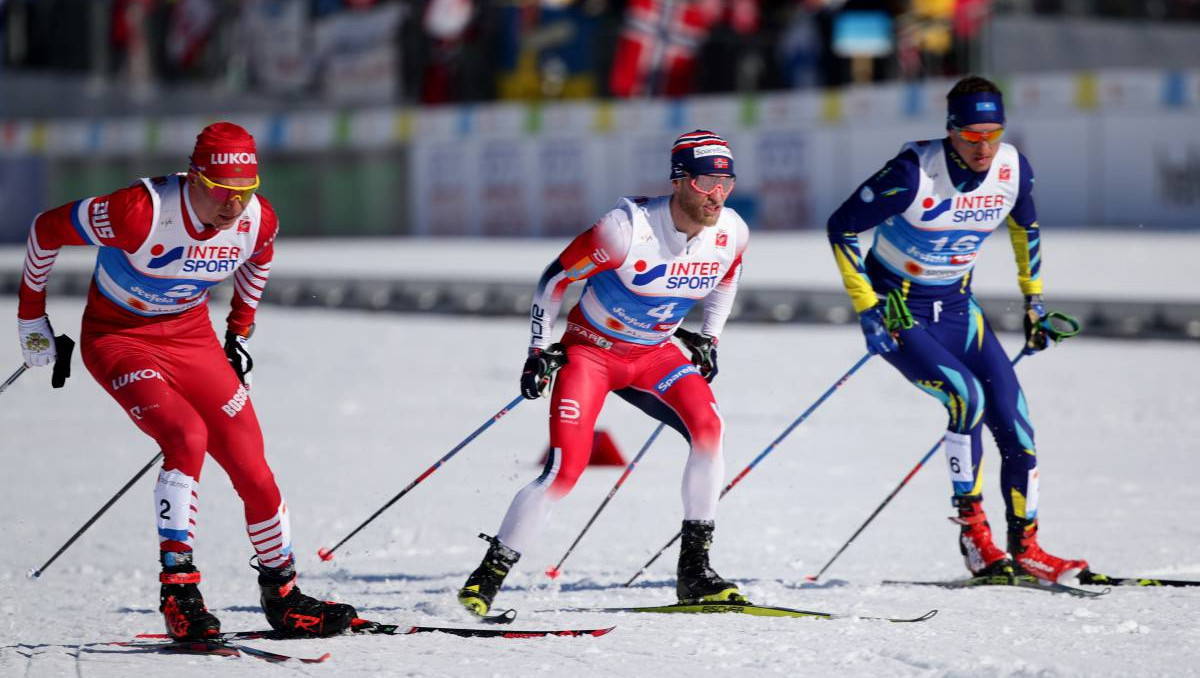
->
[952,126,1005,145]
[194,170,260,203]
[688,174,736,197]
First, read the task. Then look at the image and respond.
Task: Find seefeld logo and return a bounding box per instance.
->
[209,152,257,165]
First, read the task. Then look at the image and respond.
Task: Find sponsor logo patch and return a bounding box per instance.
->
[631,261,668,286]
[147,244,186,269]
[919,197,953,221]
[655,364,700,394]
[692,145,732,159]
[112,369,165,391]
[221,383,250,418]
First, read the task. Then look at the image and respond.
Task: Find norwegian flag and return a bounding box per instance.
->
[609,0,720,97]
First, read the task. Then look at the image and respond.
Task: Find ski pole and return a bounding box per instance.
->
[0,364,28,395]
[806,351,1032,582]
[29,450,164,579]
[623,353,873,587]
[319,394,526,561]
[546,422,667,579]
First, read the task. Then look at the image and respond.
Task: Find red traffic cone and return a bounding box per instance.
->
[540,429,627,467]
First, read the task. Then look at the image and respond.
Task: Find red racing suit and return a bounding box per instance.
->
[19,174,290,566]
[495,195,749,553]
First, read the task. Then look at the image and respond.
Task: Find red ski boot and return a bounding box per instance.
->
[1008,518,1089,584]
[950,495,1011,575]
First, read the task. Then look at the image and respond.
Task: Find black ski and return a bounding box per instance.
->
[114,638,330,663]
[1078,570,1200,588]
[883,573,1108,598]
[538,601,937,623]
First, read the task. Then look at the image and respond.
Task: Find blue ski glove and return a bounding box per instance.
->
[859,306,898,355]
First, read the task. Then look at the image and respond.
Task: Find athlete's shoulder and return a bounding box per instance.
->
[90,181,156,249]
[600,195,654,233]
[251,194,279,253]
[612,195,657,219]
[255,194,280,230]
[1014,148,1034,172]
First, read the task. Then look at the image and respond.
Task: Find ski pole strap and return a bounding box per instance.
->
[884,290,914,332]
[1040,311,1081,344]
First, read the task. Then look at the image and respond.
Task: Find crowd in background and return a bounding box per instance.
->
[2,0,1199,108]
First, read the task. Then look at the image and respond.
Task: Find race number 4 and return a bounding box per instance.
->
[647,302,678,321]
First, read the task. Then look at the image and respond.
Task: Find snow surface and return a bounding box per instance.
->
[2,298,1199,677]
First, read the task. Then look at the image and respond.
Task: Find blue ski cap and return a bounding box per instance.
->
[670,130,735,180]
[947,91,1006,128]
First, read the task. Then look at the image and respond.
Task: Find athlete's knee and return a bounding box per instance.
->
[924,374,986,434]
[683,403,724,453]
[158,422,208,472]
[541,445,586,497]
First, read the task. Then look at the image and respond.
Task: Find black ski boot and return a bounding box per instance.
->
[676,520,745,603]
[252,557,357,637]
[458,533,520,617]
[159,551,221,640]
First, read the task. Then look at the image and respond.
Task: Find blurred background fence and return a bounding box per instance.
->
[1,1,1196,339]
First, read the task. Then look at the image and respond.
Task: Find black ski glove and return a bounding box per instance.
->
[674,328,718,383]
[520,344,568,399]
[224,329,254,386]
[1023,294,1048,353]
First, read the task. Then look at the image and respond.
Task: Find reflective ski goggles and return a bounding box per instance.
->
[951,126,1005,145]
[688,174,736,197]
[193,170,260,203]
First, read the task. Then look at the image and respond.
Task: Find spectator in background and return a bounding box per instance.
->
[111,0,156,101]
[421,0,475,103]
[776,0,825,89]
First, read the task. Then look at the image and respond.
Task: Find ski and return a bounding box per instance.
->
[1078,570,1200,588]
[114,638,330,663]
[537,602,937,623]
[400,624,616,639]
[883,573,1108,598]
[134,617,612,642]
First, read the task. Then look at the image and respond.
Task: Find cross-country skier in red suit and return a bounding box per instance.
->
[458,130,751,616]
[15,122,357,640]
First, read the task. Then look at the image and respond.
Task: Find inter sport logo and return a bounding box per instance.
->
[632,261,668,286]
[920,197,953,221]
[148,244,185,269]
